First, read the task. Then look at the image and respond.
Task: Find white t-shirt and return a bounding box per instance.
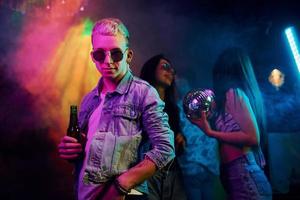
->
[78,93,106,200]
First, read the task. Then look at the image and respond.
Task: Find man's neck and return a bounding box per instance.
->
[99,70,128,94]
[101,77,119,94]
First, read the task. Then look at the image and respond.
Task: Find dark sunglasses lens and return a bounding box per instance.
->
[93,50,105,62]
[93,49,124,63]
[162,63,170,70]
[111,50,124,62]
[162,63,175,74]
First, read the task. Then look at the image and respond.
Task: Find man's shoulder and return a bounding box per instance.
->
[128,75,155,93]
[126,75,159,100]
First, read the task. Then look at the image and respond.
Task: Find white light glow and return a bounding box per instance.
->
[285,27,300,73]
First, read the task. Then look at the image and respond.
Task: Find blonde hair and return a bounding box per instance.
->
[91,18,130,46]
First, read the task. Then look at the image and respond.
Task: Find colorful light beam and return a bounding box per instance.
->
[10,0,99,141]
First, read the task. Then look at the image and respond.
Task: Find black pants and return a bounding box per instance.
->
[147,159,187,200]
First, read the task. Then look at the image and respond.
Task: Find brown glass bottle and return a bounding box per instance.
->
[67,105,81,141]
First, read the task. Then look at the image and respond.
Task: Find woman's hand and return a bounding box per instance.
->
[189,111,213,137]
[175,133,186,155]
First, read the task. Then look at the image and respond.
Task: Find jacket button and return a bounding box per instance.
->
[131,110,135,117]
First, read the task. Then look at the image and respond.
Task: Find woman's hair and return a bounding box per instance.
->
[140,54,181,134]
[212,47,266,146]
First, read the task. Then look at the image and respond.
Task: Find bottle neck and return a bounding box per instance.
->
[69,106,79,127]
[69,114,78,126]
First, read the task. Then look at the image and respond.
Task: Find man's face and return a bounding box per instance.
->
[91,33,132,82]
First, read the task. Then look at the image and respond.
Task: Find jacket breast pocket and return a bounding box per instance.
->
[113,104,139,136]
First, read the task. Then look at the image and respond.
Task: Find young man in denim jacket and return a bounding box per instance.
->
[58,18,175,200]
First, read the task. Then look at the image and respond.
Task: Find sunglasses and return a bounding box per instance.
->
[92,48,126,63]
[161,63,176,75]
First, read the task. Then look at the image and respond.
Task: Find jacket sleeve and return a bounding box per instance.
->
[141,86,175,169]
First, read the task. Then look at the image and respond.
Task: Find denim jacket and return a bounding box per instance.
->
[77,71,175,194]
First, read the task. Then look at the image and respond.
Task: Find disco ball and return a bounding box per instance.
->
[183,88,215,119]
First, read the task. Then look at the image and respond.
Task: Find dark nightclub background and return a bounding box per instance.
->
[0,0,300,199]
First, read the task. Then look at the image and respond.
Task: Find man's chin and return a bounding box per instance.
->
[102,74,115,78]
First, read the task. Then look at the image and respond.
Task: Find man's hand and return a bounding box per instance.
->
[58,136,83,161]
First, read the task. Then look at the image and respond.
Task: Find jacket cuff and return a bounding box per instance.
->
[144,151,175,170]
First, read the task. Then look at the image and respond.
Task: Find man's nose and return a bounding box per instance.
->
[103,52,112,64]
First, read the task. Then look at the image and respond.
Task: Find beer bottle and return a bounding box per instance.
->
[67,105,81,141]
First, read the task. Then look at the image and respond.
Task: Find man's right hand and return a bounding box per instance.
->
[58,136,83,161]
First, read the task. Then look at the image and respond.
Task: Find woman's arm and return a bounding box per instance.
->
[191,88,260,146]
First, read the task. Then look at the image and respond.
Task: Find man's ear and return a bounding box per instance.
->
[90,51,96,63]
[126,49,133,64]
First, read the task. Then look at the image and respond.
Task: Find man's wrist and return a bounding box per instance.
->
[114,178,131,195]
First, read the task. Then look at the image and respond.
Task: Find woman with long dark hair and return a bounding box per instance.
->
[140,54,186,200]
[190,47,272,199]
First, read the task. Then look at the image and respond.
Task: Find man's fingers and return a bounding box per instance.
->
[58,142,82,149]
[59,154,80,160]
[57,135,85,161]
[58,147,82,154]
[62,136,78,143]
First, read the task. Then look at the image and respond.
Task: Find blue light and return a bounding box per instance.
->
[285,27,300,73]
